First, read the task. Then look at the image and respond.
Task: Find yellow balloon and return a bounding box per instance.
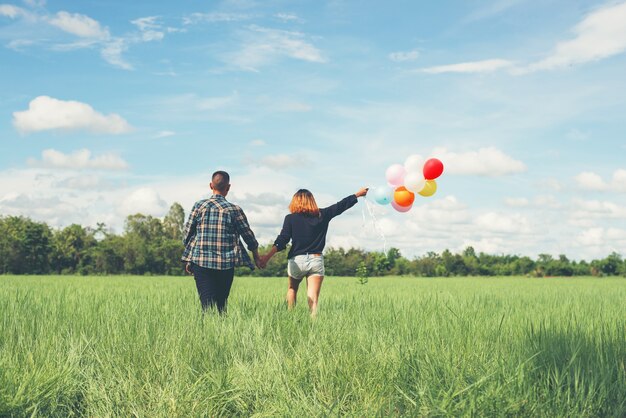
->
[418,180,437,197]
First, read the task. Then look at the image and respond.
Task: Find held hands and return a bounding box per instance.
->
[253,252,269,269]
[355,187,369,198]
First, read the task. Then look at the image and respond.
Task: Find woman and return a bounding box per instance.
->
[261,187,369,315]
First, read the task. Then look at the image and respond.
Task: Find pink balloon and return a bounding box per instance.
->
[385,164,406,187]
[391,200,412,213]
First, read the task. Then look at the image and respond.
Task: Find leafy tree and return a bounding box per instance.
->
[163,203,185,241]
[0,216,52,274]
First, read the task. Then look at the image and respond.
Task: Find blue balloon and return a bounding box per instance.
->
[373,186,393,205]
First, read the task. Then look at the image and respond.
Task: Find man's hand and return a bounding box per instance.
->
[185,263,192,275]
[355,187,369,198]
[253,252,264,269]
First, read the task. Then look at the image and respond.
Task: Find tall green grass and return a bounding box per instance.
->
[1,276,624,417]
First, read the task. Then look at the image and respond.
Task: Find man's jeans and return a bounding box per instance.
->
[192,263,235,314]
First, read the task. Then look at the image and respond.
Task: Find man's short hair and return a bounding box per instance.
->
[212,170,230,192]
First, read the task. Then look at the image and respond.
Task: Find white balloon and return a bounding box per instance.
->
[404,154,425,173]
[404,172,427,193]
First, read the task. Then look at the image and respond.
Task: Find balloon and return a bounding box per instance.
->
[404,154,425,173]
[423,158,444,180]
[391,201,412,212]
[394,186,415,207]
[385,164,406,187]
[404,172,427,193]
[418,180,437,197]
[372,186,394,205]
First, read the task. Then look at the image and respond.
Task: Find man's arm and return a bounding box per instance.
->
[182,202,198,247]
[181,203,198,273]
[233,206,260,266]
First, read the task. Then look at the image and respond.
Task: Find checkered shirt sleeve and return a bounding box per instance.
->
[181,196,258,270]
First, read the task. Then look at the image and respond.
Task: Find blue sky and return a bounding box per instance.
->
[1,0,625,259]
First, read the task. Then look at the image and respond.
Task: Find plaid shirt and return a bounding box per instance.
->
[181,194,259,270]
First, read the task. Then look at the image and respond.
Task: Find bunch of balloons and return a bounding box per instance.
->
[372,155,445,213]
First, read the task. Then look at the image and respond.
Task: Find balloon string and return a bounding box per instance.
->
[362,198,388,254]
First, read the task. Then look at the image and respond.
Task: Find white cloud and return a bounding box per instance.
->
[197,93,239,110]
[0,4,30,18]
[230,25,326,71]
[23,0,46,7]
[575,227,626,256]
[574,171,608,191]
[465,0,523,22]
[574,169,626,192]
[421,59,513,74]
[431,147,526,176]
[275,12,303,23]
[389,49,420,62]
[409,195,471,225]
[250,139,266,146]
[131,16,164,42]
[269,100,312,112]
[504,197,529,207]
[475,212,531,234]
[48,11,110,39]
[154,130,176,138]
[120,188,168,217]
[100,38,133,70]
[182,12,252,25]
[569,199,626,221]
[255,153,311,170]
[566,128,589,141]
[522,1,626,73]
[13,96,132,134]
[27,149,129,170]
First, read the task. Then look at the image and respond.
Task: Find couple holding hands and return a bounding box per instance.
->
[182,170,368,316]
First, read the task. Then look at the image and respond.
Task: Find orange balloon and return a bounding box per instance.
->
[394,186,415,207]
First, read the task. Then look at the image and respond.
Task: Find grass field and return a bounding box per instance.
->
[0,275,625,417]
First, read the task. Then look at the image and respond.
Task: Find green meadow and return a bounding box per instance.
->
[1,276,624,417]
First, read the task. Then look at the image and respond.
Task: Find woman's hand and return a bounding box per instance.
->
[355,187,369,198]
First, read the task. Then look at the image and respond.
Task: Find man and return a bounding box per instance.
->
[182,171,261,313]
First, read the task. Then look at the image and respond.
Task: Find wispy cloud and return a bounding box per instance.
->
[245,153,312,170]
[1,4,174,70]
[464,0,523,22]
[425,1,626,76]
[274,12,304,23]
[0,4,33,19]
[432,147,526,176]
[421,59,513,74]
[27,149,129,170]
[519,1,626,73]
[131,16,165,42]
[389,48,419,62]
[182,12,252,25]
[229,25,326,71]
[47,11,110,39]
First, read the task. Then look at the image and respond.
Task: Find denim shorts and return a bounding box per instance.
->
[287,254,325,281]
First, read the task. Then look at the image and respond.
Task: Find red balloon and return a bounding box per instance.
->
[423,158,444,180]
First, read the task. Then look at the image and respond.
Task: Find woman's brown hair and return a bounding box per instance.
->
[289,189,320,217]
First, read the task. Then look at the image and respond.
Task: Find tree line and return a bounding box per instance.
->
[1,203,625,277]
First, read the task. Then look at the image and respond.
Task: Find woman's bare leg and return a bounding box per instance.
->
[306,275,324,316]
[286,276,301,310]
